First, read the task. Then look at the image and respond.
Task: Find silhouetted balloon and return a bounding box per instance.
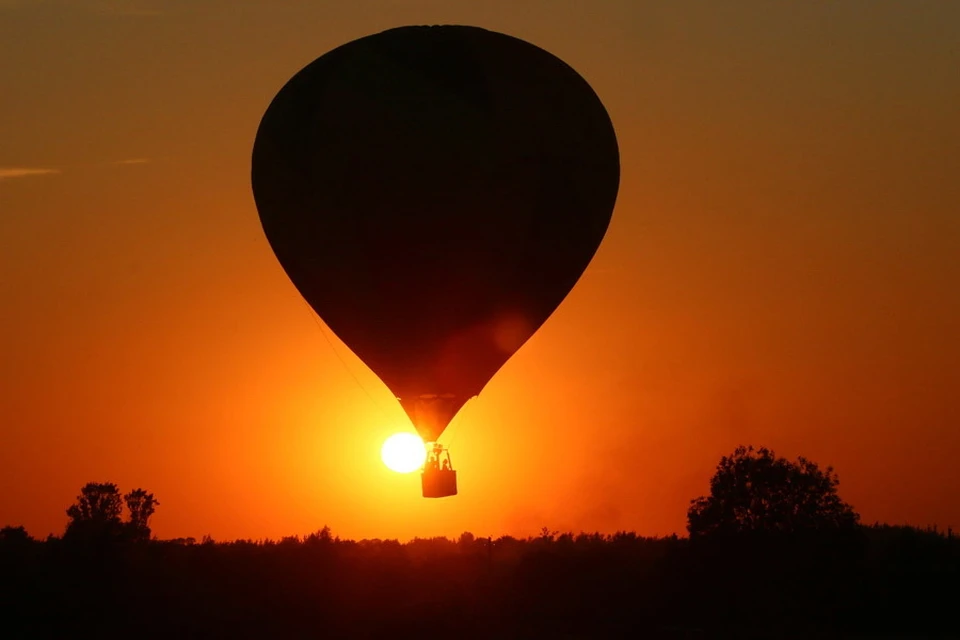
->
[252,25,619,443]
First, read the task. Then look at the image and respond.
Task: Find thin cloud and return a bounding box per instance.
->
[0,167,61,180]
[113,158,151,165]
[0,1,162,14]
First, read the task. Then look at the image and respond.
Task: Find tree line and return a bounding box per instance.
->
[1,445,957,638]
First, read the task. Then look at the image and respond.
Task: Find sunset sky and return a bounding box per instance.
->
[2,0,958,542]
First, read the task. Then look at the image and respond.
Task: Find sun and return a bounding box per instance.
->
[380,432,427,473]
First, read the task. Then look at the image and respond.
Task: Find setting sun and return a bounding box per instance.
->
[380,432,427,473]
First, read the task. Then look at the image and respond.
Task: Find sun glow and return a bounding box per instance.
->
[380,432,427,473]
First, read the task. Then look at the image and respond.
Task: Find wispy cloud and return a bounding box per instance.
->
[0,0,163,16]
[113,158,151,165]
[0,1,162,14]
[0,167,61,180]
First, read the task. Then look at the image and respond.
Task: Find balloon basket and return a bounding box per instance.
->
[422,469,457,498]
[421,443,457,498]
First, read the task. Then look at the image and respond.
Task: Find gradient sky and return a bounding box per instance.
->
[2,0,958,542]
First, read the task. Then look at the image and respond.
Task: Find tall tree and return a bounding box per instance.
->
[124,488,158,541]
[65,482,124,540]
[687,445,859,538]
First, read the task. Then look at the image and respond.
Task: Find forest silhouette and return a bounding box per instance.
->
[2,446,957,639]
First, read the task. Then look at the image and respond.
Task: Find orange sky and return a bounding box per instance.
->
[2,0,958,542]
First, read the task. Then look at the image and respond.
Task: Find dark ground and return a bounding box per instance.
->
[2,524,957,639]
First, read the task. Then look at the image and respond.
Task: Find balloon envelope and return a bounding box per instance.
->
[252,25,619,443]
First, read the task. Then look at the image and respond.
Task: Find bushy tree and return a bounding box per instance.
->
[687,445,859,538]
[0,525,32,545]
[65,482,124,540]
[63,482,159,543]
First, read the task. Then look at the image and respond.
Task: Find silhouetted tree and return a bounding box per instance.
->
[64,482,124,541]
[0,525,31,544]
[304,526,334,546]
[123,488,158,541]
[687,445,859,537]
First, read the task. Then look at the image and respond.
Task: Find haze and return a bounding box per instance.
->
[1,0,958,542]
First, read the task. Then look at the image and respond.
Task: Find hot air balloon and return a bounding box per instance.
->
[251,25,620,498]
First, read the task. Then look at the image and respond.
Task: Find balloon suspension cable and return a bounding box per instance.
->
[300,299,391,420]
